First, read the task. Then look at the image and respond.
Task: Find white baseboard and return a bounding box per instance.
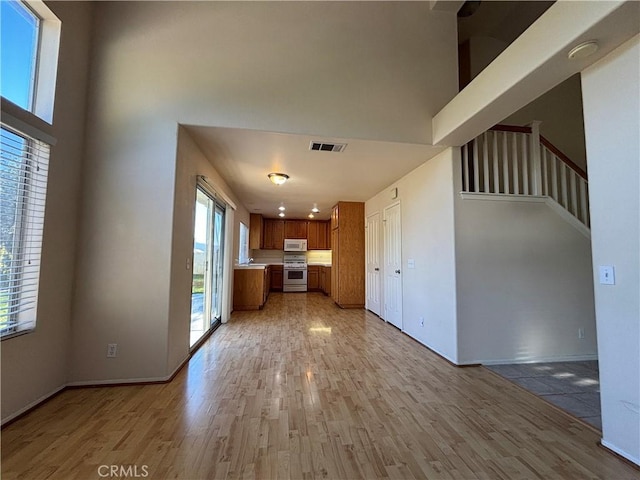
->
[601,439,640,466]
[2,355,192,425]
[479,353,598,366]
[1,385,66,426]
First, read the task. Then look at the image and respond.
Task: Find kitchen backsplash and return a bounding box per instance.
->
[306,250,332,264]
[251,249,332,264]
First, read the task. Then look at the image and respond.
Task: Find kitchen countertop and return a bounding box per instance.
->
[307,262,332,267]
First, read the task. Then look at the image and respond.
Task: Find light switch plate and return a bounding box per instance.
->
[407,259,415,269]
[599,265,615,285]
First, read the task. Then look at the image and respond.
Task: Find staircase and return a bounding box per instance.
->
[461,122,590,237]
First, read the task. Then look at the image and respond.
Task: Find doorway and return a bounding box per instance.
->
[366,212,382,316]
[190,186,225,348]
[383,202,402,329]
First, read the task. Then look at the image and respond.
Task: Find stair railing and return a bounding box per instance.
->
[461,123,590,228]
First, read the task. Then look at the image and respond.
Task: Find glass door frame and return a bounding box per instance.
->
[190,185,226,350]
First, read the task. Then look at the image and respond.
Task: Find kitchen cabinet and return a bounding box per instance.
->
[233,267,269,310]
[320,266,331,296]
[284,220,308,239]
[263,219,284,250]
[270,265,283,291]
[308,265,320,291]
[307,221,330,250]
[331,202,365,308]
[249,214,263,250]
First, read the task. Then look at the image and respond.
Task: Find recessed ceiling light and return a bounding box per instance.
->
[308,213,314,219]
[278,205,285,211]
[268,172,289,185]
[568,40,599,60]
[278,212,285,217]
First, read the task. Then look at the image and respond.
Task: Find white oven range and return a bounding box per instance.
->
[283,253,307,292]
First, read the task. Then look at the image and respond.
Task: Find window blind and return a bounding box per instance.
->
[0,125,50,337]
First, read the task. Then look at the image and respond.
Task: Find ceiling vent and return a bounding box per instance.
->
[310,141,347,153]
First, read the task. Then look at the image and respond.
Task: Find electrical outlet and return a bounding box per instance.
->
[107,343,118,358]
[578,328,585,340]
[419,316,424,327]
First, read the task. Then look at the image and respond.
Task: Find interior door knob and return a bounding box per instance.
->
[395,269,401,274]
[374,267,380,271]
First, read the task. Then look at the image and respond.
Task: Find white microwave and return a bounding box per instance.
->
[284,239,307,252]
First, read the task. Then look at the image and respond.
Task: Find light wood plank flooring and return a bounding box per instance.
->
[2,293,638,479]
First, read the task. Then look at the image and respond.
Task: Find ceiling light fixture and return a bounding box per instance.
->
[308,213,314,219]
[278,205,285,211]
[568,40,599,60]
[278,212,285,218]
[268,172,289,185]
[311,206,319,213]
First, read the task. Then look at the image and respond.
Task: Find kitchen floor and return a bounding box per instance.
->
[486,360,601,429]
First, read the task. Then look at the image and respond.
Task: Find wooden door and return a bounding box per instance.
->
[308,266,320,290]
[366,212,382,316]
[383,203,402,329]
[307,221,319,249]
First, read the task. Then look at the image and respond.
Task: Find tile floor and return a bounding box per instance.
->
[486,360,601,429]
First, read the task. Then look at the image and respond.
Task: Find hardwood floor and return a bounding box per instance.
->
[2,293,638,479]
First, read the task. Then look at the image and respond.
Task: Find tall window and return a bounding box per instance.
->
[1,0,61,123]
[0,127,50,337]
[238,222,249,264]
[1,0,39,111]
[1,0,59,338]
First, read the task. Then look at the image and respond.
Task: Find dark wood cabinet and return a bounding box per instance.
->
[249,214,263,250]
[308,265,320,291]
[263,219,284,250]
[307,221,330,250]
[284,220,307,239]
[270,265,283,291]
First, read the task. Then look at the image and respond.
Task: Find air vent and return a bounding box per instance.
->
[310,141,347,153]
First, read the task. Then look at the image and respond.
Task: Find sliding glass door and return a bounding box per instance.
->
[190,187,225,348]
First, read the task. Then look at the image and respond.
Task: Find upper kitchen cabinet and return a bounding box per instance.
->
[249,214,263,250]
[307,221,330,250]
[331,202,365,308]
[284,220,307,239]
[263,219,284,250]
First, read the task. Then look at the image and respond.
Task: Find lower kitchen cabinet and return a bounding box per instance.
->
[270,265,283,291]
[320,266,331,296]
[308,266,320,291]
[233,268,270,310]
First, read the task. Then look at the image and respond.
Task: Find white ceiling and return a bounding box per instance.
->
[186,126,444,220]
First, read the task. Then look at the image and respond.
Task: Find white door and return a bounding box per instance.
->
[383,203,402,329]
[365,212,382,316]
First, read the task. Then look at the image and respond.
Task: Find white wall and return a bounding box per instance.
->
[69,1,457,385]
[454,194,597,365]
[581,34,640,465]
[1,2,93,422]
[366,149,458,363]
[167,127,249,373]
[504,74,586,170]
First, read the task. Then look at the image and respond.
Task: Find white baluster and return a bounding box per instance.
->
[542,148,548,196]
[580,177,588,225]
[561,164,568,208]
[570,171,578,217]
[473,137,479,193]
[502,131,509,194]
[483,132,490,193]
[512,132,520,195]
[551,154,558,201]
[492,131,499,194]
[522,133,529,195]
[529,121,542,195]
[463,143,469,192]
